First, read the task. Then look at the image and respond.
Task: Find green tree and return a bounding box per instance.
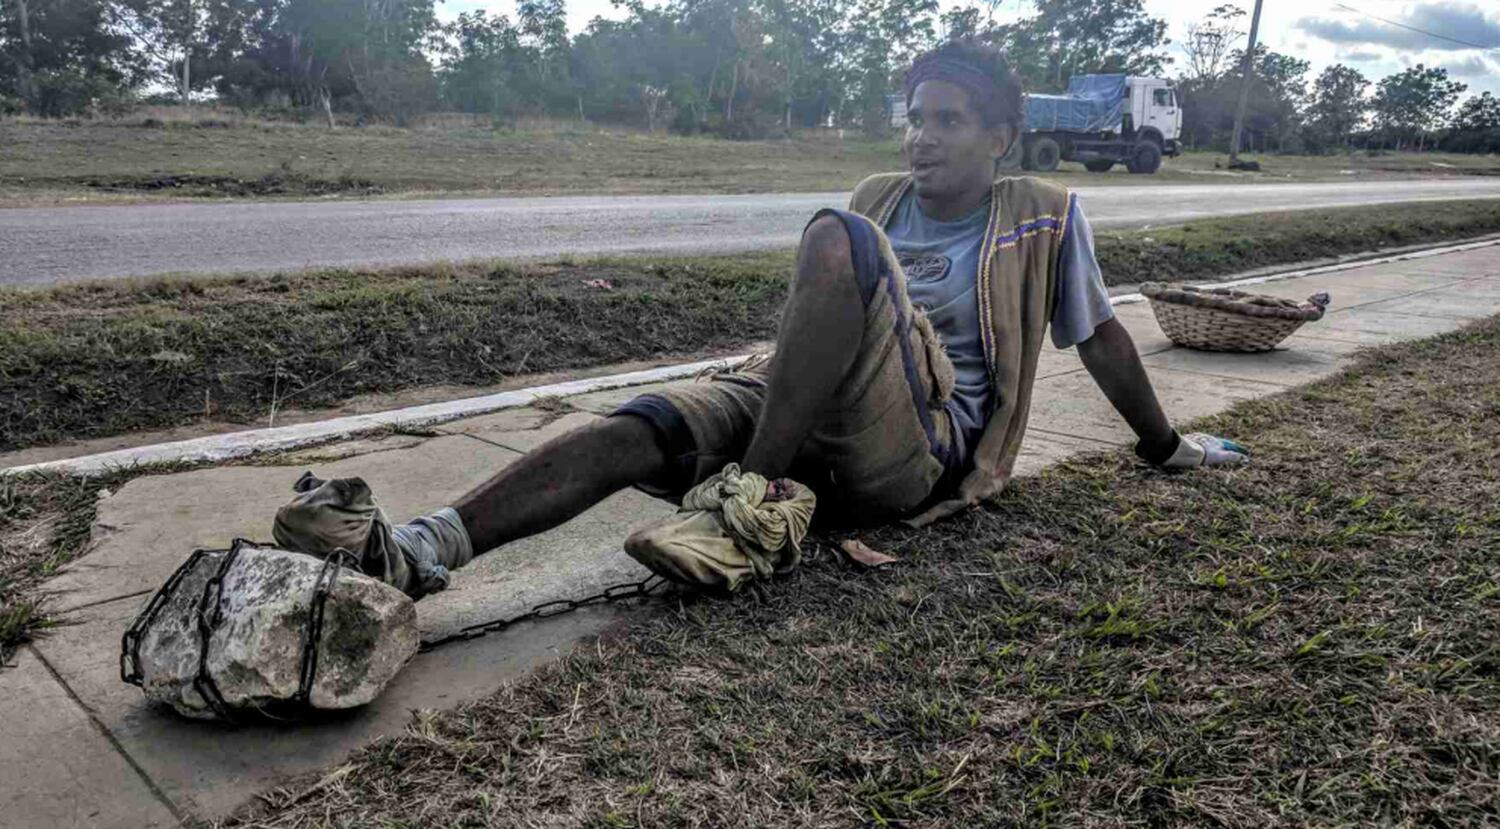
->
[1180,4,1243,84]
[994,0,1170,92]
[1372,63,1466,151]
[1304,63,1368,152]
[439,11,526,118]
[1245,47,1309,152]
[206,0,440,124]
[0,0,144,114]
[1443,90,1500,154]
[1178,45,1306,153]
[114,0,208,104]
[843,0,937,135]
[1453,91,1500,131]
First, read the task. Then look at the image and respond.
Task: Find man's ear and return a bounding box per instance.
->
[990,125,1016,160]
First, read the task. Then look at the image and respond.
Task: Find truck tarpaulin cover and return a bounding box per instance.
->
[1025,74,1128,133]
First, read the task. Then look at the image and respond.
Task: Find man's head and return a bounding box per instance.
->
[902,40,1024,216]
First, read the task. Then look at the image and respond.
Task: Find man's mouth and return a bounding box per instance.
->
[912,159,943,175]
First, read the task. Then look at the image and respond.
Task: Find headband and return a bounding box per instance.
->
[903,56,1004,116]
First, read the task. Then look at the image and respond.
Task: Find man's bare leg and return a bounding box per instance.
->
[453,416,666,553]
[740,214,864,479]
[451,214,861,555]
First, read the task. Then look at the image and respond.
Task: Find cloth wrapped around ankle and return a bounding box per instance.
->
[624,464,816,592]
[272,472,473,599]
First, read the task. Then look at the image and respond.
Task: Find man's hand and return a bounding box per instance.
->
[1076,320,1249,471]
[1160,432,1250,469]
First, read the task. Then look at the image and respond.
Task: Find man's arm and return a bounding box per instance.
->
[1051,195,1244,468]
[1076,316,1177,457]
[1076,318,1248,467]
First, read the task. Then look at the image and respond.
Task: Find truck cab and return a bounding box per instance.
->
[1127,76,1182,158]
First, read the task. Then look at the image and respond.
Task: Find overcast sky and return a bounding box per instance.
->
[437,0,1500,98]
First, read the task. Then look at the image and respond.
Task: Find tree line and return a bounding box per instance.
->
[1170,4,1497,155]
[2,0,1497,152]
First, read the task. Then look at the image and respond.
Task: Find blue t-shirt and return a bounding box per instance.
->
[885,191,1114,465]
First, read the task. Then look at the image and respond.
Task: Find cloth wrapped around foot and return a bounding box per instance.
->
[624,463,816,592]
[272,472,473,599]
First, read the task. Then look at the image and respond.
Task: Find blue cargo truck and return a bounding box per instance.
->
[891,74,1182,174]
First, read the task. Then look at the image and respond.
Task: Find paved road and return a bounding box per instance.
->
[5,179,1500,286]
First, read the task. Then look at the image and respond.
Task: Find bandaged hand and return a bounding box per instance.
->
[1160,432,1250,469]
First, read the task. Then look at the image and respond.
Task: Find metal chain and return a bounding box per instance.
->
[124,540,670,683]
[418,575,669,652]
[294,548,361,707]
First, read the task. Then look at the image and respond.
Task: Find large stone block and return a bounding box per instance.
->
[130,546,418,719]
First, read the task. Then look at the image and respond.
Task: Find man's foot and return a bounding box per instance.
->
[624,463,816,593]
[273,472,473,598]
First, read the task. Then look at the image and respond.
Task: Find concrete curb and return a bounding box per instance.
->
[5,357,740,476]
[1110,235,1500,305]
[8,236,1498,478]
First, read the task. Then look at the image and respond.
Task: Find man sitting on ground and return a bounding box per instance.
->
[274,40,1248,597]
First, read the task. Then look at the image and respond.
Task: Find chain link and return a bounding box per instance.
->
[418,575,668,652]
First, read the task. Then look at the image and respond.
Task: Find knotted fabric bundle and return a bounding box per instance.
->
[273,472,472,599]
[625,464,816,592]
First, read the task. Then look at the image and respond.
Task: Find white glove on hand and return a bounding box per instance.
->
[1161,432,1249,469]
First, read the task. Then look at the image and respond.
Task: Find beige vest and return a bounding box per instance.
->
[849,173,1072,526]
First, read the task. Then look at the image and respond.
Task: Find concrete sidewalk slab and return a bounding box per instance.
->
[1141,336,1362,387]
[1251,272,1460,307]
[1028,365,1286,445]
[1012,431,1116,477]
[1358,288,1500,321]
[32,596,636,820]
[454,411,604,452]
[1368,250,1500,278]
[1,647,180,829]
[1296,306,1474,346]
[44,435,519,613]
[30,409,675,820]
[1109,303,1177,355]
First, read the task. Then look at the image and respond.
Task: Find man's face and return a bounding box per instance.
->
[902,80,1011,206]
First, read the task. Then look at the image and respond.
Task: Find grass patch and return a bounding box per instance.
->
[0,470,131,663]
[0,119,902,203]
[5,200,1500,453]
[230,312,1500,826]
[1094,198,1500,282]
[0,252,792,451]
[3,116,1498,204]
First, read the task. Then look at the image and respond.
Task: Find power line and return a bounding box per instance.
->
[1332,3,1499,52]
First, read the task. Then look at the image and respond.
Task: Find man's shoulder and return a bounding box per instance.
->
[993,175,1072,218]
[848,173,911,216]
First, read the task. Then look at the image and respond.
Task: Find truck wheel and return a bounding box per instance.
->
[1126,141,1162,174]
[1084,159,1114,173]
[1025,137,1061,173]
[995,137,1025,171]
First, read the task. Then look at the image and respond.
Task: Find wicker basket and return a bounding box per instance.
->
[1139,282,1331,353]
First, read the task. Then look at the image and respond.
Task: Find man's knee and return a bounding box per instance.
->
[796,214,871,306]
[800,214,852,270]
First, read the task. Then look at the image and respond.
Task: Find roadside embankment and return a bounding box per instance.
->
[4,199,1500,454]
[6,116,1499,205]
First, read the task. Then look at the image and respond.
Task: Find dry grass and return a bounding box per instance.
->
[0,471,125,663]
[220,313,1500,827]
[3,112,1498,205]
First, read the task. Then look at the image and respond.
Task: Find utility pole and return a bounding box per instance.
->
[1228,0,1264,167]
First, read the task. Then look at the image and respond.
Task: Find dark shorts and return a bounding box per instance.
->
[614,209,967,523]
